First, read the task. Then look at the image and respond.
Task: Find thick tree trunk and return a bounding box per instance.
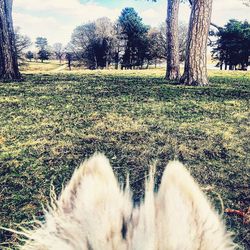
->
[0,0,21,81]
[180,0,213,86]
[166,0,180,80]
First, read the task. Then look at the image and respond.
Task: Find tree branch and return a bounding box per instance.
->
[210,22,222,30]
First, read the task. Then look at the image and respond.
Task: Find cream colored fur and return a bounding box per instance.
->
[20,153,235,250]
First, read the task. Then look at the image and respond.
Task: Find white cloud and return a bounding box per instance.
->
[212,0,250,26]
[13,0,121,46]
[13,12,73,45]
[14,0,120,21]
[141,8,166,26]
[12,0,250,48]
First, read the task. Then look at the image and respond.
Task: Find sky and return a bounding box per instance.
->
[13,0,250,46]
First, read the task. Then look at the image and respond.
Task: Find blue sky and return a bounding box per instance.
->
[80,0,162,9]
[13,0,250,46]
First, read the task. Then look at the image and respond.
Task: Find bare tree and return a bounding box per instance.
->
[166,0,180,80]
[158,23,168,58]
[113,22,124,69]
[147,28,166,67]
[95,17,115,68]
[70,18,115,69]
[0,0,21,81]
[158,22,188,61]
[53,43,64,64]
[178,22,188,62]
[181,0,213,86]
[15,27,32,61]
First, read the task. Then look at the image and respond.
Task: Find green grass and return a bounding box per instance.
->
[0,68,249,248]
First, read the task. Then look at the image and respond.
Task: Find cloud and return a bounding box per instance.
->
[13,0,121,45]
[141,8,166,26]
[212,0,250,25]
[13,12,74,45]
[14,0,120,21]
[12,0,250,48]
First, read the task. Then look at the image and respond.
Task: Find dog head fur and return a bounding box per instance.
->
[19,153,235,250]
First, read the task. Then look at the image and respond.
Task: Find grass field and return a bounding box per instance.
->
[0,63,249,248]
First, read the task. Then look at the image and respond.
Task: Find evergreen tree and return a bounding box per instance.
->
[212,19,250,70]
[25,51,34,61]
[35,37,50,62]
[118,8,149,69]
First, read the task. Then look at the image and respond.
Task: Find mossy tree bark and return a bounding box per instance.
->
[180,0,213,86]
[166,0,180,80]
[0,0,21,81]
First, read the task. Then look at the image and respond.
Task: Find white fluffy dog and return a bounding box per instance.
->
[17,154,234,250]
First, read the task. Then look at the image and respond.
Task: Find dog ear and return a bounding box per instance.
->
[22,154,133,250]
[155,161,235,250]
[56,153,132,249]
[58,153,122,213]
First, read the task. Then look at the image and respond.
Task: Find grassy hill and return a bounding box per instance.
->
[0,65,249,248]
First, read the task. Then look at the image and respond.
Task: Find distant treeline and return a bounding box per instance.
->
[67,8,187,69]
[24,8,188,70]
[21,10,250,71]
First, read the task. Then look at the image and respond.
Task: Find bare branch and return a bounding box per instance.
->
[210,22,222,30]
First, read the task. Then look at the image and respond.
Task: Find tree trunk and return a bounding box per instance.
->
[180,0,213,86]
[166,0,180,80]
[68,59,71,70]
[0,0,21,81]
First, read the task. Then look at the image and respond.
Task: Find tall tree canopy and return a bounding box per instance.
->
[0,0,21,81]
[212,19,250,70]
[118,8,150,69]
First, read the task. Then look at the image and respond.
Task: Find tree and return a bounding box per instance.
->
[25,51,34,62]
[94,17,116,68]
[15,27,32,61]
[35,37,48,50]
[118,8,149,69]
[35,37,50,62]
[65,53,72,70]
[37,49,50,63]
[166,0,180,80]
[180,0,213,86]
[156,22,188,62]
[0,0,21,81]
[147,28,166,67]
[178,22,188,62]
[53,43,64,64]
[113,22,125,69]
[212,20,250,70]
[70,18,115,69]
